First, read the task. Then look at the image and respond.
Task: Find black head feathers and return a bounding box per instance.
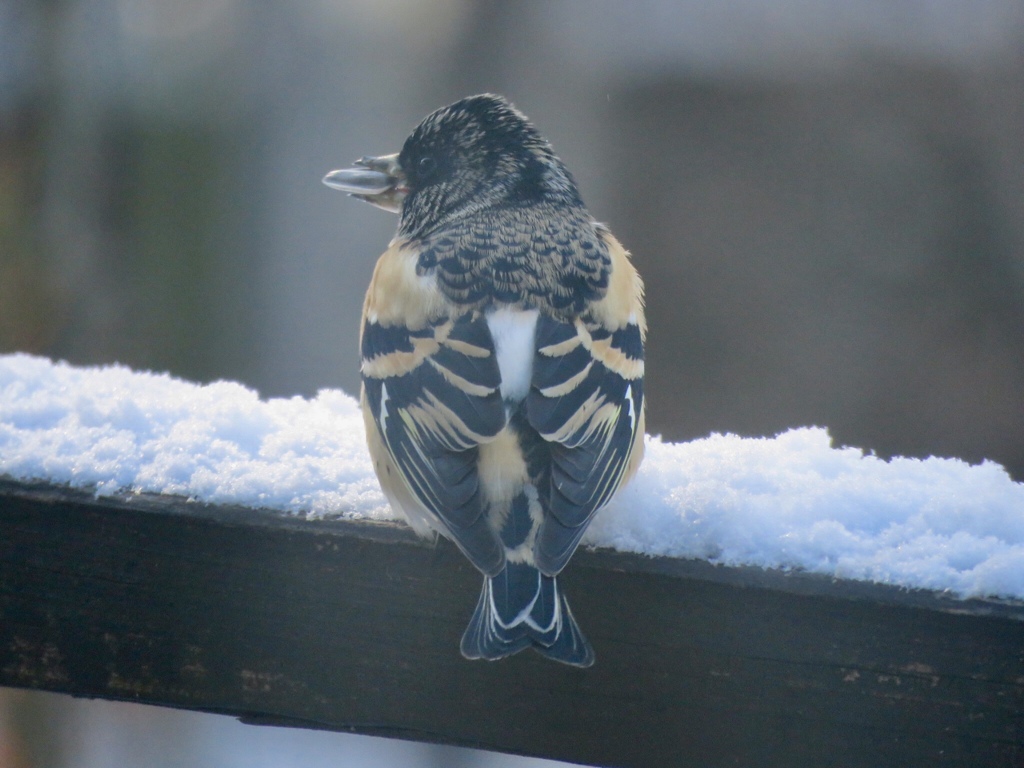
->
[397,94,583,238]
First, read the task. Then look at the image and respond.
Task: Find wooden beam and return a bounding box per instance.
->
[1,478,1022,767]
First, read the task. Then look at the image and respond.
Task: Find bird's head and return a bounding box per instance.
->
[324,94,582,238]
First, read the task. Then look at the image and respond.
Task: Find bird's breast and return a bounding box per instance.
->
[485,307,539,403]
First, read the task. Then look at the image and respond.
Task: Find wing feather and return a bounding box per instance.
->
[362,311,507,575]
[527,312,645,575]
[532,228,646,576]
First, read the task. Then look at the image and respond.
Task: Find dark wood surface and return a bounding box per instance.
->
[1,477,1022,767]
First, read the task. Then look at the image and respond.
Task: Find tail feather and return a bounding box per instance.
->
[460,562,594,667]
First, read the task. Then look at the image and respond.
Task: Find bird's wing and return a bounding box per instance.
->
[526,232,646,575]
[361,310,508,575]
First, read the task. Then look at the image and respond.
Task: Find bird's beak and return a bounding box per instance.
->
[322,153,406,214]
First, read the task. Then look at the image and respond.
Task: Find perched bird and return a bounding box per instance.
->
[323,94,645,667]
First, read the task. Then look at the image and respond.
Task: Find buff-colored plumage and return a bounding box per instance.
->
[326,94,645,666]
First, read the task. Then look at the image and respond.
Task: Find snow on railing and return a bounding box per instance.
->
[3,351,1023,600]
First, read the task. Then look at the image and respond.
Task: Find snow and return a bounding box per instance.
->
[0,353,387,520]
[2,352,1023,600]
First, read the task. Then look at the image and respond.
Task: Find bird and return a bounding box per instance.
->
[323,94,645,667]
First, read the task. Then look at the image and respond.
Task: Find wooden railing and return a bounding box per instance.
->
[1,478,1022,767]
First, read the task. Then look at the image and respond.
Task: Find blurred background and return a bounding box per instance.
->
[2,0,1023,765]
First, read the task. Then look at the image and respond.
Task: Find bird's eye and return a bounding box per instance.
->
[417,156,436,176]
